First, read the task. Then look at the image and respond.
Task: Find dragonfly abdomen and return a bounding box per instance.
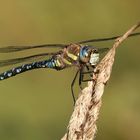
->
[0,59,61,81]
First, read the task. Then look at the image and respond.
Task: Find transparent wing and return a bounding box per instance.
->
[0,52,57,67]
[98,48,109,53]
[77,32,140,44]
[0,32,140,53]
[0,44,66,53]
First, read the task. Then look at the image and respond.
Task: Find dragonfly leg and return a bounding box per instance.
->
[71,69,80,104]
[78,66,93,89]
[81,79,94,82]
[81,72,93,82]
[86,65,89,70]
[79,68,83,90]
[81,67,100,82]
[81,70,94,74]
[81,66,95,82]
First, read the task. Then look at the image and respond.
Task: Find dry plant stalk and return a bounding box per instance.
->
[61,22,140,140]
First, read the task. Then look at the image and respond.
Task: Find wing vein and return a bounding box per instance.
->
[0,52,56,67]
[0,44,66,53]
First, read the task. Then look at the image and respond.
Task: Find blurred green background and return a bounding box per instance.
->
[0,0,140,140]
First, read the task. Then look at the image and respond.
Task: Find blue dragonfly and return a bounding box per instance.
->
[0,32,139,102]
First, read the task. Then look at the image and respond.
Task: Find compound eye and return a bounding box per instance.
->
[86,49,92,57]
[85,52,89,57]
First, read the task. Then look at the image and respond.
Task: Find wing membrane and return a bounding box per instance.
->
[0,44,66,53]
[98,48,109,53]
[0,52,56,67]
[0,32,139,53]
[77,32,140,44]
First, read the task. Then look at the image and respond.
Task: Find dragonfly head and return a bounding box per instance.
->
[79,46,99,66]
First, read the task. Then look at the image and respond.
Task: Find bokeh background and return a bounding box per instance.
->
[0,0,140,140]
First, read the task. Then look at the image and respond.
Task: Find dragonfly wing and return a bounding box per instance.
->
[0,44,66,53]
[77,32,140,44]
[87,45,109,53]
[0,52,57,67]
[98,48,109,53]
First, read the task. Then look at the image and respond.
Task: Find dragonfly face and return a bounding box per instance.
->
[89,51,99,66]
[79,45,99,66]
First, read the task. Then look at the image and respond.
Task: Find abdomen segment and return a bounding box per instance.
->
[0,59,58,81]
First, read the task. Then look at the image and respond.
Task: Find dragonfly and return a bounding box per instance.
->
[0,32,139,103]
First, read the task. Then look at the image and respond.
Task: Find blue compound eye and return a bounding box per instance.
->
[79,46,92,63]
[84,51,89,57]
[83,47,91,56]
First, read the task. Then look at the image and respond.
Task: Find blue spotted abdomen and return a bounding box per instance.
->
[0,59,58,81]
